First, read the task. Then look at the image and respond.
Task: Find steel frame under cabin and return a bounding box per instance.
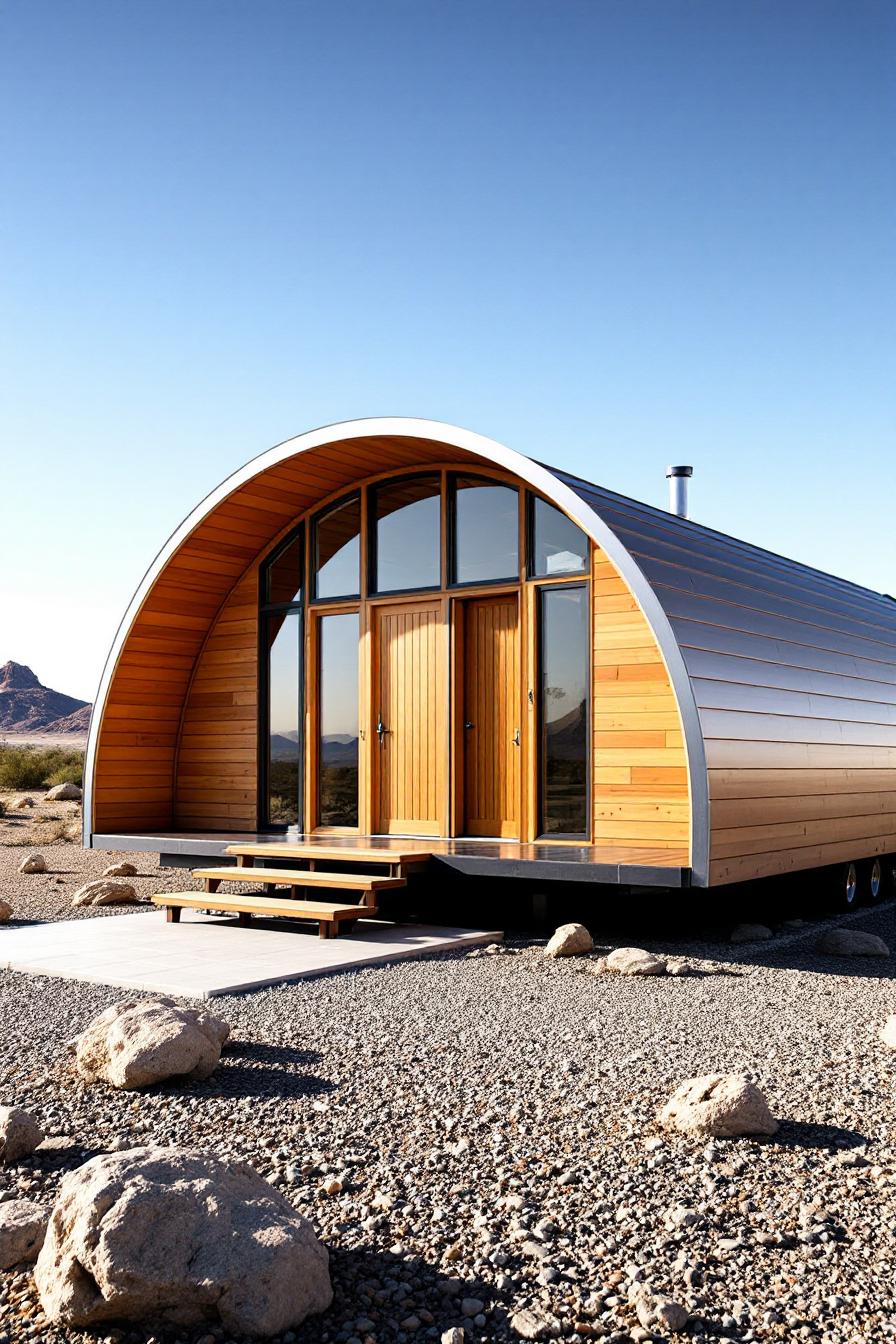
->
[85,417,896,907]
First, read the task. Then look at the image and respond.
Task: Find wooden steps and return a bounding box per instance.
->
[192,866,406,894]
[151,891,366,939]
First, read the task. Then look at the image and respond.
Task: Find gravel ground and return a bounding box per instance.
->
[2,837,896,1344]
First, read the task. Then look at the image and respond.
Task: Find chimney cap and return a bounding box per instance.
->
[665,464,693,479]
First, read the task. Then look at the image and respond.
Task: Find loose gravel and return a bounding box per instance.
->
[1,837,896,1344]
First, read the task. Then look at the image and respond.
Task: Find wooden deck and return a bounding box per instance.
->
[92,831,691,887]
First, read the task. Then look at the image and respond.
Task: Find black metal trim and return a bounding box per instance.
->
[536,581,591,840]
[526,493,589,582]
[368,471,443,598]
[446,471,520,589]
[258,523,305,832]
[309,491,362,604]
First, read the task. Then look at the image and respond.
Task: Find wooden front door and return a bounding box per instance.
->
[462,595,521,838]
[373,600,446,836]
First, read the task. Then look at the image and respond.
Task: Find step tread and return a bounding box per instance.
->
[192,866,405,890]
[151,892,370,918]
[225,842,432,865]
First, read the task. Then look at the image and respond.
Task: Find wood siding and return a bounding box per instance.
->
[592,546,690,853]
[174,569,259,831]
[570,476,896,885]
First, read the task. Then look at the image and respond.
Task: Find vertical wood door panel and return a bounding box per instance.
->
[463,596,521,837]
[374,601,446,835]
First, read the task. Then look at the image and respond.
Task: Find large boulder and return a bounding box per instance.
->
[74,998,230,1089]
[0,1105,45,1163]
[817,929,890,957]
[18,853,47,875]
[544,923,593,957]
[0,899,11,923]
[71,880,137,908]
[0,1199,49,1267]
[659,1073,778,1138]
[34,1148,332,1335]
[45,783,82,802]
[605,946,667,976]
[102,862,138,878]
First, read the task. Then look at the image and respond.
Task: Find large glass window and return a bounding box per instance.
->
[318,612,360,827]
[313,495,360,600]
[539,585,589,836]
[451,476,519,585]
[531,498,588,577]
[371,475,441,593]
[265,531,304,606]
[265,611,301,827]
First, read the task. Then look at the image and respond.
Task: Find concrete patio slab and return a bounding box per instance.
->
[0,910,502,998]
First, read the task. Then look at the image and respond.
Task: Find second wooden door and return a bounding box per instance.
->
[462,595,521,837]
[373,600,446,835]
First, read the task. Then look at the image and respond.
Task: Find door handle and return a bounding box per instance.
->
[464,721,474,730]
[512,728,520,747]
[376,714,390,746]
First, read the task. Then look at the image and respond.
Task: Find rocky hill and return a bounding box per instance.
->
[0,662,91,734]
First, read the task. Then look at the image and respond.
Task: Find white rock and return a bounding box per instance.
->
[730,922,773,944]
[73,998,230,1089]
[18,853,47,875]
[102,862,138,878]
[0,899,11,923]
[71,879,137,908]
[45,782,82,801]
[544,923,594,957]
[0,1105,45,1163]
[880,1016,896,1049]
[510,1308,562,1339]
[817,929,890,957]
[635,1290,690,1332]
[34,1147,332,1334]
[659,1073,778,1138]
[441,1329,466,1344]
[0,1199,49,1267]
[606,946,667,976]
[10,796,35,810]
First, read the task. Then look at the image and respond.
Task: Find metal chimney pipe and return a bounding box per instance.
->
[666,465,693,519]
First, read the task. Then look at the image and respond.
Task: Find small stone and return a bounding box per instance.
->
[71,879,137,907]
[102,862,138,878]
[462,1297,484,1317]
[659,1073,778,1137]
[0,1105,44,1164]
[441,1330,466,1344]
[544,923,594,957]
[816,928,890,957]
[730,922,773,944]
[0,899,11,923]
[880,1016,896,1049]
[635,1290,689,1332]
[322,1178,343,1196]
[510,1308,562,1340]
[0,1199,49,1268]
[45,782,82,801]
[605,947,667,976]
[10,796,35,810]
[18,853,47,875]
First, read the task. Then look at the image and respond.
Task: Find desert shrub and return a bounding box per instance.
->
[0,798,5,818]
[0,745,85,790]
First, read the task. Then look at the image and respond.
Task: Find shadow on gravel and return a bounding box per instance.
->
[199,1059,336,1101]
[323,1246,497,1338]
[769,1120,867,1151]
[223,1039,322,1067]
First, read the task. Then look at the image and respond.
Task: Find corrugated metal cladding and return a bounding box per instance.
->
[558,468,896,886]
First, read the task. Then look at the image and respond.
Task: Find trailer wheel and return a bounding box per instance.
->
[860,858,883,903]
[836,861,859,910]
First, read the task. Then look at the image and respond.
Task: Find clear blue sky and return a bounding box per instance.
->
[2,0,894,702]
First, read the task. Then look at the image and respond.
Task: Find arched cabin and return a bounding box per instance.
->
[84,418,896,905]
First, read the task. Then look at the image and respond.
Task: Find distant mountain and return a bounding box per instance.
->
[0,662,91,734]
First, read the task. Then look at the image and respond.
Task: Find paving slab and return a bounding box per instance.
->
[0,910,502,998]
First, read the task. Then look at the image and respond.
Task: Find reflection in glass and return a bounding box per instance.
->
[531,498,588,577]
[540,586,588,835]
[314,495,360,599]
[318,612,359,827]
[372,476,441,592]
[452,477,518,584]
[265,530,304,606]
[266,611,301,826]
